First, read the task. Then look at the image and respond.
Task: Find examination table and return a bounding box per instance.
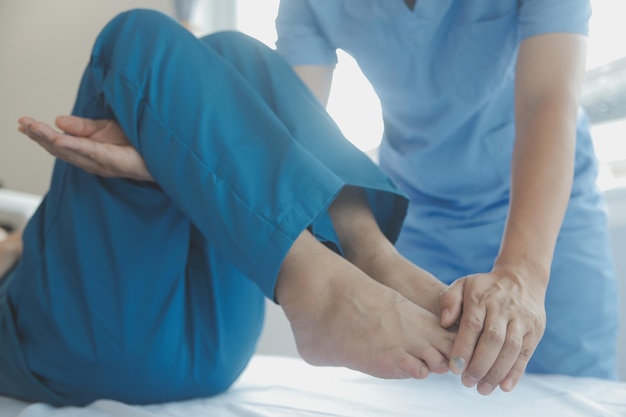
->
[1,355,625,416]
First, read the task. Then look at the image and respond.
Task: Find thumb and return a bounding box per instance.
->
[55,115,106,139]
[439,277,465,328]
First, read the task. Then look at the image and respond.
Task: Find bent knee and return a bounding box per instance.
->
[111,9,176,32]
[93,9,186,59]
[200,30,270,55]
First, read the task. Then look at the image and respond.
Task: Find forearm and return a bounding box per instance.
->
[494,33,586,288]
[494,97,577,287]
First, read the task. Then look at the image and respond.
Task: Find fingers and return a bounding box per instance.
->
[463,315,519,395]
[18,117,63,147]
[439,277,464,328]
[18,118,66,155]
[446,272,545,396]
[18,116,152,181]
[18,117,109,175]
[449,301,485,376]
[451,308,523,395]
[500,332,539,392]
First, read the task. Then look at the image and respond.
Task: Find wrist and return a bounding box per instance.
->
[492,255,551,293]
[494,237,553,285]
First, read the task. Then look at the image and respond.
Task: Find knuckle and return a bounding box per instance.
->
[485,326,505,345]
[464,316,484,332]
[534,319,546,334]
[504,334,523,350]
[518,346,533,360]
[456,340,476,356]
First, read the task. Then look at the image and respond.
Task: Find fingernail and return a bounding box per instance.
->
[451,357,465,373]
[501,379,515,392]
[462,374,478,388]
[478,381,495,395]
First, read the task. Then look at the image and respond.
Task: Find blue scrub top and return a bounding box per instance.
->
[275,0,595,225]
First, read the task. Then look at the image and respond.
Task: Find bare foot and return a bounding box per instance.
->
[276,231,455,379]
[0,230,22,280]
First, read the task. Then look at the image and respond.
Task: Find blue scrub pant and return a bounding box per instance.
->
[0,10,406,406]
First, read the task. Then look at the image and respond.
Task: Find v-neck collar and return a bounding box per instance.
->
[404,0,417,11]
[397,0,454,21]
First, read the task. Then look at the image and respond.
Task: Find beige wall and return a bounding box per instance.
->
[0,0,174,195]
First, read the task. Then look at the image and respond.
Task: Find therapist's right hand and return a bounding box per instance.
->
[17,116,153,182]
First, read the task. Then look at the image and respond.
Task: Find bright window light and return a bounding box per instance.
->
[236,0,383,153]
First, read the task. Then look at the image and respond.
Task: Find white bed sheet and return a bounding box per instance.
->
[0,189,41,230]
[2,355,625,417]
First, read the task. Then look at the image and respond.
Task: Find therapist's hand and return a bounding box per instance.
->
[439,268,546,395]
[17,116,153,182]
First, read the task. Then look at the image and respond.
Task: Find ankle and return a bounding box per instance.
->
[275,231,335,310]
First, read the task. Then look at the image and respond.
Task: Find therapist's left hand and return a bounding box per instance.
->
[439,268,547,395]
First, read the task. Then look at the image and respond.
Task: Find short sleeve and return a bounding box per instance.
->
[518,0,592,41]
[275,0,338,66]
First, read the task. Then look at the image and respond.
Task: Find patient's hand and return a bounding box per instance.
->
[0,230,22,280]
[18,116,152,182]
[276,231,455,380]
